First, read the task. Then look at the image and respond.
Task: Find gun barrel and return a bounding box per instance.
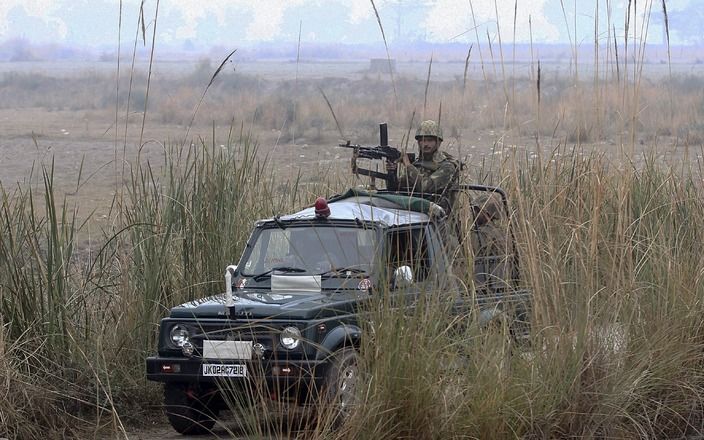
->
[379,123,388,147]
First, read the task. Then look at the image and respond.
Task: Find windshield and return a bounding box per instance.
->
[240,225,378,276]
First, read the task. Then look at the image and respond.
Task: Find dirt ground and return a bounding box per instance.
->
[0,105,691,226]
[116,416,246,440]
[111,410,312,440]
[0,107,347,220]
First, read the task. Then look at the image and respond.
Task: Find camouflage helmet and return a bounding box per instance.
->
[472,193,503,220]
[415,120,443,141]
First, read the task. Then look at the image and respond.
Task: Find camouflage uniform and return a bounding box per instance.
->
[395,150,460,195]
[389,120,461,212]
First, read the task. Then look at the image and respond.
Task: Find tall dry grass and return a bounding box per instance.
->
[4,137,704,438]
[0,133,295,438]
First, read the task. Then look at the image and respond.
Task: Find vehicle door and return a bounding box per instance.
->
[384,225,434,300]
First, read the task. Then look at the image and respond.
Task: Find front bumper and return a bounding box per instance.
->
[146,355,326,385]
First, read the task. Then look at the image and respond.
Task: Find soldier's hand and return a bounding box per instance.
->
[385,159,398,172]
[401,153,412,166]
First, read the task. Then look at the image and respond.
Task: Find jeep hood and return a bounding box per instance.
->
[169,289,369,320]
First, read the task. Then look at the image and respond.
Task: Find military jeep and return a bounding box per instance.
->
[145,185,531,435]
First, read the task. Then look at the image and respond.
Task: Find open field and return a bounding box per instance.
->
[3,48,704,439]
[1,58,703,221]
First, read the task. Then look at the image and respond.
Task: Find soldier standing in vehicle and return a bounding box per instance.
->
[385,120,461,212]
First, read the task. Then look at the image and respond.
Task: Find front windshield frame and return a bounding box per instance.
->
[238,220,382,278]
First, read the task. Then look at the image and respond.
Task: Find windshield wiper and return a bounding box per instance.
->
[252,266,306,281]
[319,267,367,277]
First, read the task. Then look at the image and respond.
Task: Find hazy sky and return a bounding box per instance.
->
[0,0,696,47]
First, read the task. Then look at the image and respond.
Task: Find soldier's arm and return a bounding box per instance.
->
[398,162,420,188]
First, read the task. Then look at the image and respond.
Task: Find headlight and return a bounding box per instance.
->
[169,325,190,347]
[280,326,301,350]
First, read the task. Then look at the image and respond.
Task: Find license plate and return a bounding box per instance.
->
[202,363,247,377]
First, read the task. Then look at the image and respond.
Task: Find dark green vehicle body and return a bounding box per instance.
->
[147,289,370,384]
[145,186,531,434]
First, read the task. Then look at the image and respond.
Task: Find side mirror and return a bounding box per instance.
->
[393,265,413,288]
[225,265,238,304]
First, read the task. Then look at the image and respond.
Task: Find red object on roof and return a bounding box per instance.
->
[314,197,330,218]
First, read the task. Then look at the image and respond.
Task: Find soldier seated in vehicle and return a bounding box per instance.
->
[385,120,461,213]
[471,193,512,293]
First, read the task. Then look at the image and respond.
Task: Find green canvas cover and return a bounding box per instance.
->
[330,188,435,215]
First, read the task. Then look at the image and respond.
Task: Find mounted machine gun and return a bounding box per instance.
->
[338,123,414,189]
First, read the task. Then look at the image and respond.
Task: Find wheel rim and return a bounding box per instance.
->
[338,360,358,410]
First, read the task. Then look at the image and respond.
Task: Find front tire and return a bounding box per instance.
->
[163,383,219,435]
[322,348,361,426]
